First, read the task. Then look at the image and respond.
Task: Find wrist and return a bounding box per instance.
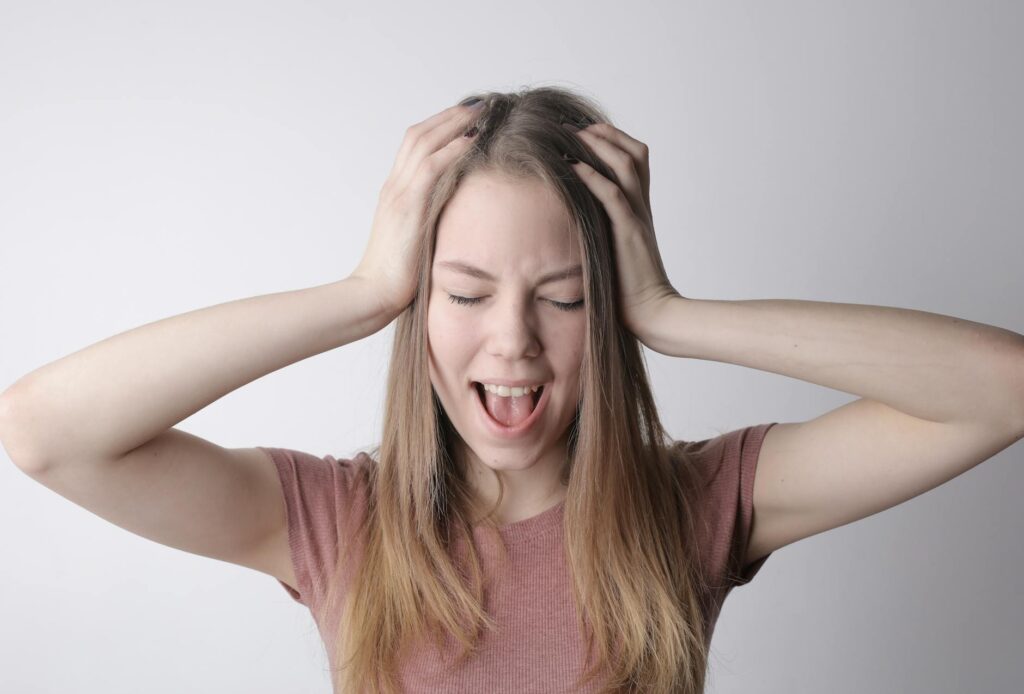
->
[636,294,692,357]
[344,274,406,323]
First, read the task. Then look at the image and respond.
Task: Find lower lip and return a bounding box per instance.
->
[473,383,550,440]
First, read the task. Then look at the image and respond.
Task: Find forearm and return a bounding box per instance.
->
[0,275,398,467]
[645,296,1024,427]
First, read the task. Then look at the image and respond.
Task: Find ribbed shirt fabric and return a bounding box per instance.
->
[259,421,777,693]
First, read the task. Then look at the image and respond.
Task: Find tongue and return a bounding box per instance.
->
[482,388,537,427]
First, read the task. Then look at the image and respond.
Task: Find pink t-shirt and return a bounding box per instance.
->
[259,421,777,692]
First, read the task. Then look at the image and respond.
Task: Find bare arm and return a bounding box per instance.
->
[0,101,482,592]
[0,274,398,471]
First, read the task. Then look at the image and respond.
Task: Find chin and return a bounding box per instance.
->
[475,450,543,472]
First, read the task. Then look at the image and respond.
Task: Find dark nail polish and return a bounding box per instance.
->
[562,153,579,164]
[464,126,479,138]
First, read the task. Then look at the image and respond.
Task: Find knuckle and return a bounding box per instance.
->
[610,149,631,167]
[419,156,441,176]
[391,190,413,215]
[380,179,402,201]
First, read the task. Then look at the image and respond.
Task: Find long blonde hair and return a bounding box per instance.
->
[326,86,712,693]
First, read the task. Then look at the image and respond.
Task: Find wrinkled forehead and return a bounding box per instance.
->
[434,172,578,268]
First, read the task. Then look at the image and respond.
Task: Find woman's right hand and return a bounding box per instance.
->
[350,99,484,315]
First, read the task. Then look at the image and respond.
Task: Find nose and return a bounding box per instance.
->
[484,296,541,360]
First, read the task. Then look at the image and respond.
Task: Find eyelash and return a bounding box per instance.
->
[446,294,585,312]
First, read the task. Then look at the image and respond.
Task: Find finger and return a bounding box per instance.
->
[568,160,643,238]
[570,159,672,288]
[577,123,651,214]
[407,128,479,201]
[393,102,483,190]
[392,104,465,171]
[573,128,649,224]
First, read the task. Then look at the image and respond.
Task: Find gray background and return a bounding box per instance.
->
[2,1,1022,692]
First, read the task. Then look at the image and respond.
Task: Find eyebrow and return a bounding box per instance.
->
[435,260,583,286]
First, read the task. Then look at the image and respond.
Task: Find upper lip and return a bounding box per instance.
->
[473,378,550,387]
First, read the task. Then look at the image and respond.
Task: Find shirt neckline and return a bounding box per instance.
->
[477,497,566,545]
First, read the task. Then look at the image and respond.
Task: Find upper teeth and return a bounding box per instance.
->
[480,383,543,397]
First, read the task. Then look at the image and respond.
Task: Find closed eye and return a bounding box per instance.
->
[446,294,584,312]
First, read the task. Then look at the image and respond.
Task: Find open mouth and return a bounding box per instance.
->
[471,381,550,434]
[473,382,544,410]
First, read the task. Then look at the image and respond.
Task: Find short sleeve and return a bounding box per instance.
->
[730,422,778,586]
[258,446,368,610]
[679,422,779,592]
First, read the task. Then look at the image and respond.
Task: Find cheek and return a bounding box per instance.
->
[554,318,587,362]
[427,308,476,368]
[427,301,454,347]
[557,325,586,397]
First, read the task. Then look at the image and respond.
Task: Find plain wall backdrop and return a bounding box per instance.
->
[2,1,1022,692]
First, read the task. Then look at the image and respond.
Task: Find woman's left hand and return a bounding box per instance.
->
[566,122,681,345]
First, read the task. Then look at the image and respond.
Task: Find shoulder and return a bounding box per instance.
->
[669,423,776,486]
[259,446,376,520]
[259,447,377,607]
[260,446,375,479]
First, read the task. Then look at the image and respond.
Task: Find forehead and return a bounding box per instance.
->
[434,171,578,266]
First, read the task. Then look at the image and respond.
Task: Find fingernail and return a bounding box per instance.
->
[464,126,479,138]
[461,97,484,108]
[562,153,579,164]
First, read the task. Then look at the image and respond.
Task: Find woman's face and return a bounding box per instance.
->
[427,171,586,490]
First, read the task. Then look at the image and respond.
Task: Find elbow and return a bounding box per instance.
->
[986,336,1024,438]
[1009,385,1024,441]
[0,385,52,474]
[1010,347,1024,437]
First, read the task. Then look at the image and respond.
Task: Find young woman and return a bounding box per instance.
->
[3,87,1022,693]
